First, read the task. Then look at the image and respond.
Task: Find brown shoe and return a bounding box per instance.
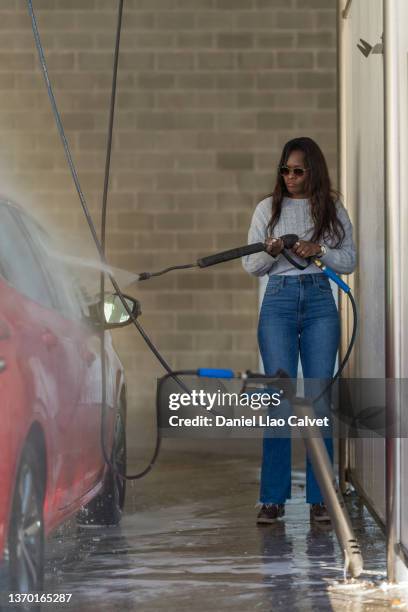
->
[256,503,285,524]
[310,503,331,522]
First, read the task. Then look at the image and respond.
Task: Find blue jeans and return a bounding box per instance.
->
[258,273,340,504]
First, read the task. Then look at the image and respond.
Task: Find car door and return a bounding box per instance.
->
[1,205,88,510]
[0,204,72,518]
[19,213,105,497]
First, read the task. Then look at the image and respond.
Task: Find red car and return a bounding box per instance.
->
[0,199,138,593]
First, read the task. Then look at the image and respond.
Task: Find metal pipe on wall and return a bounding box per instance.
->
[337,0,352,494]
[337,0,347,493]
[340,0,388,528]
[383,0,402,584]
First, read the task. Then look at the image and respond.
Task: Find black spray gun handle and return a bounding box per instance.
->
[279,233,311,270]
[197,234,311,271]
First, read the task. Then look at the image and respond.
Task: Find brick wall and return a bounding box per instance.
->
[2,0,337,454]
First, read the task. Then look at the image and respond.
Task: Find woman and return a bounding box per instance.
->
[242,137,356,524]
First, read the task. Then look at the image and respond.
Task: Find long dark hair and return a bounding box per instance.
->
[267,137,345,246]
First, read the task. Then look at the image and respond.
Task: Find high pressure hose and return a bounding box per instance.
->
[27,0,357,482]
[139,237,358,407]
[97,0,163,480]
[98,0,124,480]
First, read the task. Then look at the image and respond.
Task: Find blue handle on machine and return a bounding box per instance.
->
[321,266,351,294]
[197,368,235,379]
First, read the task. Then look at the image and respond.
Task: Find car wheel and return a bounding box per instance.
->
[77,407,127,526]
[7,440,45,596]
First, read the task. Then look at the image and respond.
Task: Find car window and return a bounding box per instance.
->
[18,213,88,321]
[0,205,55,310]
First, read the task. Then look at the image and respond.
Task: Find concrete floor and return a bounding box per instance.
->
[45,450,408,611]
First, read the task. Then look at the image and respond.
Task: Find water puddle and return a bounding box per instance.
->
[43,453,396,611]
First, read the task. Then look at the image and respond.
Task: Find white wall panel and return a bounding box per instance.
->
[340,0,386,520]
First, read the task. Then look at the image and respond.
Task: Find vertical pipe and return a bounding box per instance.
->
[294,398,363,577]
[337,0,350,493]
[383,0,401,584]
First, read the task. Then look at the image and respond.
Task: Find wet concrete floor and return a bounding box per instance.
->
[45,451,408,611]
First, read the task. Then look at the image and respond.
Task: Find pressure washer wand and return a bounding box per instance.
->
[195,234,353,296]
[196,242,266,268]
[139,235,352,296]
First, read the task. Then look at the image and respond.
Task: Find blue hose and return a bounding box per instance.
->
[321,265,351,294]
[197,368,235,379]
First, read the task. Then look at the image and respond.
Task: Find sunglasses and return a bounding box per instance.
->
[279,166,309,177]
